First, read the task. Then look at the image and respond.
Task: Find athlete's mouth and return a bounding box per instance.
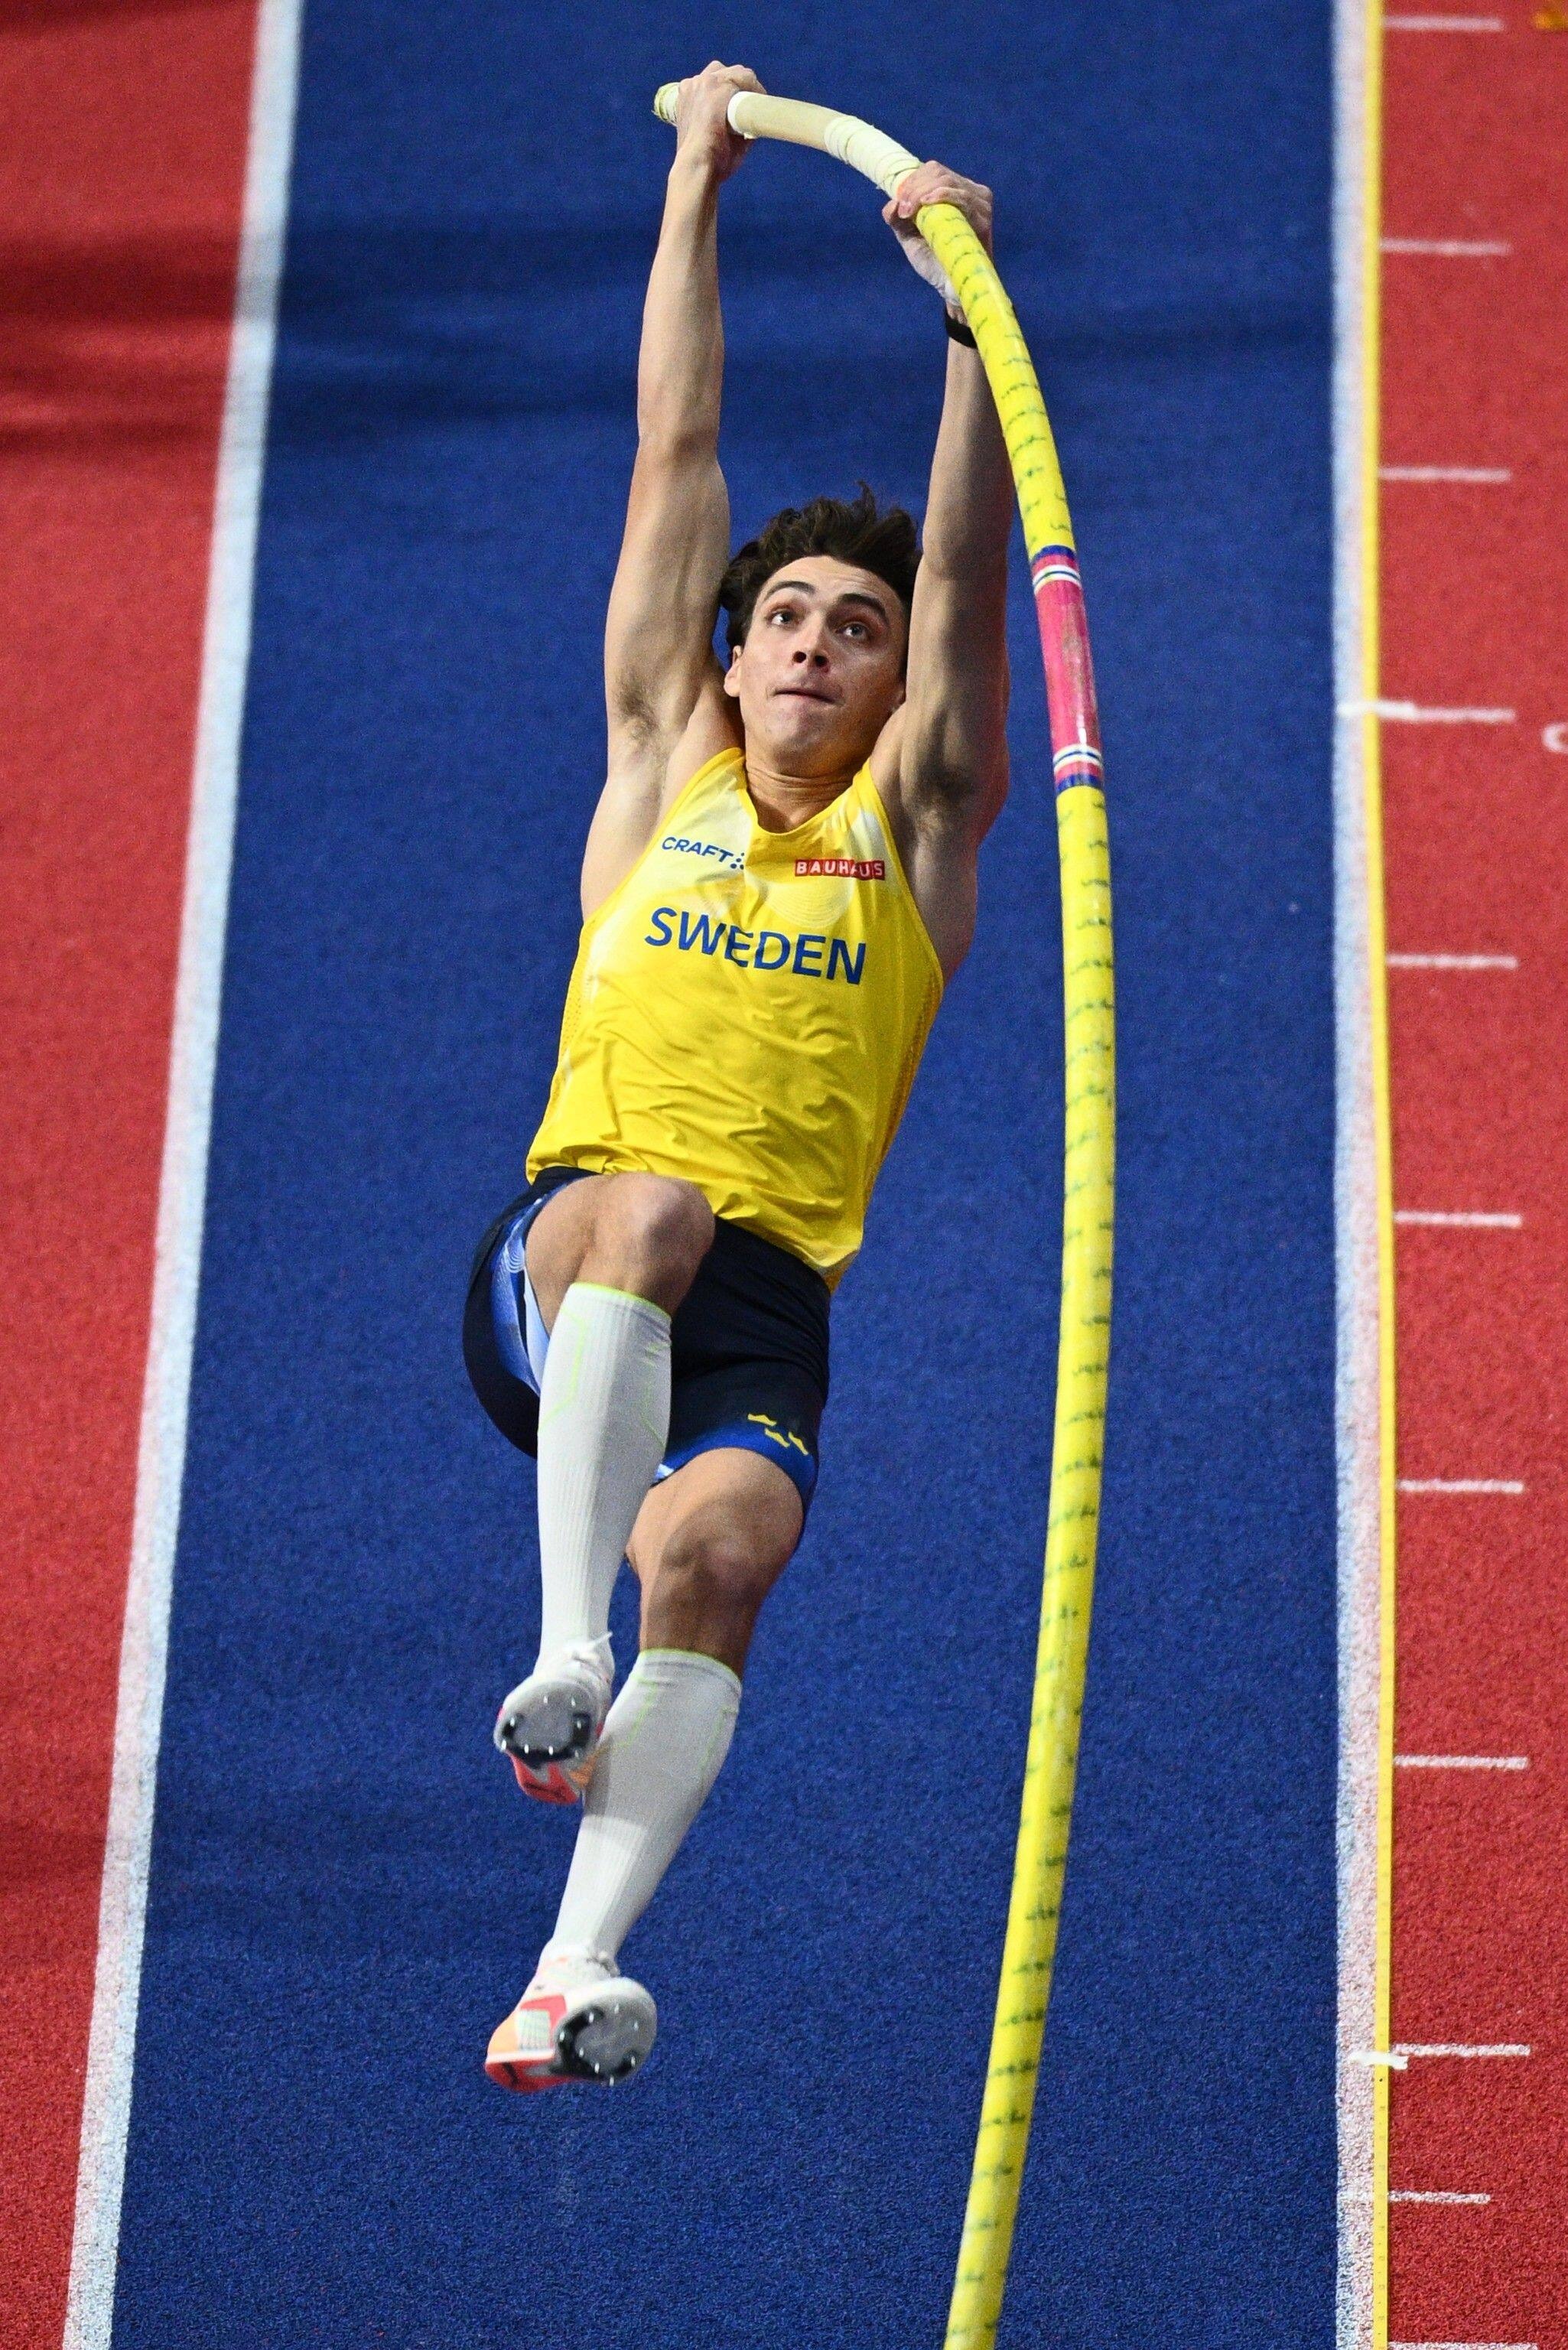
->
[775,685,837,703]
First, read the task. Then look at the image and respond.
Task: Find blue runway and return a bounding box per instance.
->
[114,4,1337,2342]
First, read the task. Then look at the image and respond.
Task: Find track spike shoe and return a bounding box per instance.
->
[485,1948,657,2092]
[493,1639,613,1805]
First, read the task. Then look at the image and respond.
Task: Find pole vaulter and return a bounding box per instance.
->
[465,64,1114,2348]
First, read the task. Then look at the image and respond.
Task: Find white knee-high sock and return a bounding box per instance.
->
[535,1282,670,1660]
[544,1649,741,1967]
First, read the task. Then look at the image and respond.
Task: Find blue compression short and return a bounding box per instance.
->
[462,1166,829,1509]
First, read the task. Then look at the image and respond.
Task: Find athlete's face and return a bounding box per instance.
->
[724,556,907,775]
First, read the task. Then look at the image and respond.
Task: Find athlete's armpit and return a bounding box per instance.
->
[583,667,740,919]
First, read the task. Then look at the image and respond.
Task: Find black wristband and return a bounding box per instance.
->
[944,304,977,348]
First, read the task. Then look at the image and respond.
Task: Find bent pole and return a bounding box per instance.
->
[654,83,1116,2350]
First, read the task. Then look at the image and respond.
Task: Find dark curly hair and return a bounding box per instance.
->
[717,486,921,657]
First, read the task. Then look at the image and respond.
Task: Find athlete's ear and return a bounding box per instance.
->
[722,641,743,700]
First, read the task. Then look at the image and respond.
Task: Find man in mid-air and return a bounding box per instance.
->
[464,62,1012,2089]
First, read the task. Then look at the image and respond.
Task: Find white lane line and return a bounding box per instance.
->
[1385,12,1505,24]
[1330,0,1381,2327]
[1396,1754,1529,1769]
[1339,698,1516,722]
[1380,466,1512,483]
[1398,1479,1525,1494]
[1381,237,1513,256]
[1394,2043,1531,2059]
[1387,952,1517,969]
[1392,2342,1540,2350]
[58,3,304,2347]
[1389,2190,1492,2205]
[1394,1210,1521,1228]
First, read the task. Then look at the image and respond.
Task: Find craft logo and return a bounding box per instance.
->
[662,832,745,874]
[795,856,885,880]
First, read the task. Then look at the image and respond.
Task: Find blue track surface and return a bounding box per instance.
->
[114,5,1337,2342]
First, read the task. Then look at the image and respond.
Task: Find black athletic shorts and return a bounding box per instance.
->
[462,1165,830,1509]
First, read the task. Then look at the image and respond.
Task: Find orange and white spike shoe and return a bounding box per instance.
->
[485,1949,657,2093]
[493,1639,613,1806]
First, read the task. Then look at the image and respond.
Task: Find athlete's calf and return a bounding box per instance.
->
[629,1445,803,1675]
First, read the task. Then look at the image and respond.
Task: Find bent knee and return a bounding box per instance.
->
[599,1174,714,1277]
[651,1525,779,1622]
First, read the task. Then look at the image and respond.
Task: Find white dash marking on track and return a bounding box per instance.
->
[1381,237,1513,256]
[1384,12,1505,25]
[1394,2043,1531,2059]
[1398,1479,1525,1495]
[1350,2049,1410,2070]
[1341,698,1516,722]
[1380,465,1512,483]
[1386,952,1517,969]
[1389,2189,1492,2204]
[1394,1210,1521,1228]
[1396,1754,1530,1770]
[1392,2342,1540,2350]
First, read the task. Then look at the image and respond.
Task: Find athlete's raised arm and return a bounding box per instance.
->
[582,63,760,917]
[873,164,1013,975]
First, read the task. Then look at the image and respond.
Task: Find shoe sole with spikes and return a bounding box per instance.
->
[493,1658,611,1806]
[485,1974,657,2091]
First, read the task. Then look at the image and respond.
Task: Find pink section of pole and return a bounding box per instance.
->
[1031,548,1104,793]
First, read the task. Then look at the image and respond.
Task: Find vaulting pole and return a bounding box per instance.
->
[655,86,1116,2345]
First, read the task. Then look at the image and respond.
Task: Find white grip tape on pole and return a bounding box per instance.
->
[652,83,919,194]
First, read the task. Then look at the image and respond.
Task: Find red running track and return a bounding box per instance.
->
[0,5,255,2342]
[1382,14,1568,2346]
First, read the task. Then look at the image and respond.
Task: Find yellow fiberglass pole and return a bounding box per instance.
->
[655,84,1115,2350]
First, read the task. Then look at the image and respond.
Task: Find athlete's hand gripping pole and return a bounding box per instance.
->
[654,81,1115,2350]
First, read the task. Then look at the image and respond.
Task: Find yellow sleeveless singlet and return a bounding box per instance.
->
[526,747,945,1285]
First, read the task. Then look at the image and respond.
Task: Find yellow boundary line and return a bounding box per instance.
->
[1361,4,1396,2343]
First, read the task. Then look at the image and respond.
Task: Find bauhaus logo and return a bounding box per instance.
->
[795,857,884,880]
